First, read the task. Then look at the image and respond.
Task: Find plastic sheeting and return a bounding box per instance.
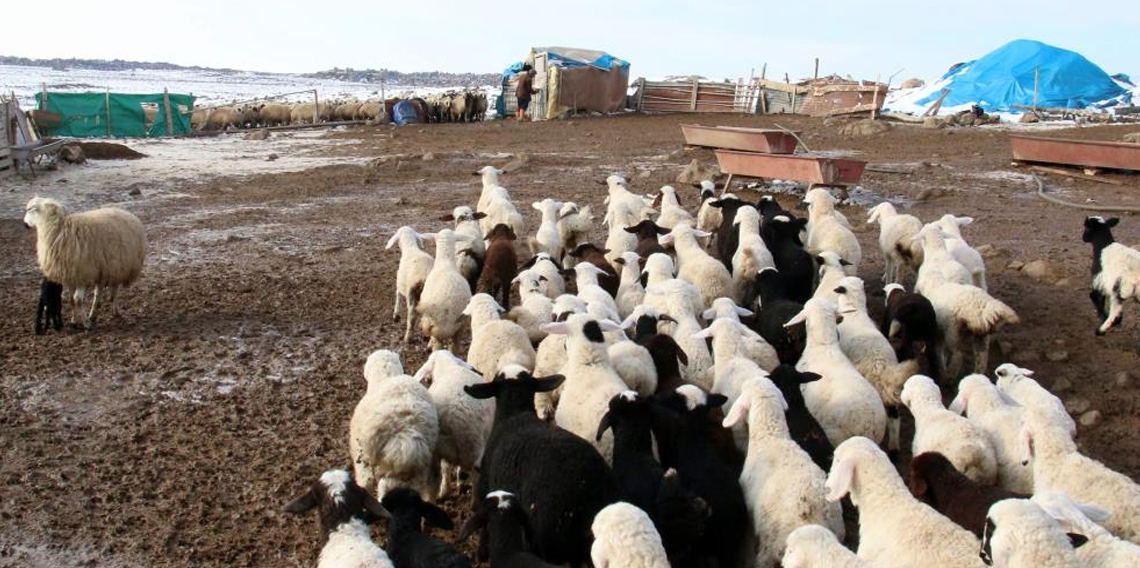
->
[915,39,1128,112]
[34,91,195,138]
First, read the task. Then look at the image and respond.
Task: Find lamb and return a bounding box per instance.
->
[769,364,833,472]
[694,181,724,239]
[936,214,987,290]
[782,524,874,568]
[731,205,776,298]
[505,270,554,344]
[980,498,1084,568]
[441,206,487,291]
[659,223,734,308]
[949,375,1033,493]
[1082,216,1140,343]
[907,452,1027,538]
[557,202,595,254]
[723,378,844,568]
[787,299,886,446]
[701,297,780,371]
[763,215,815,303]
[284,469,394,568]
[613,251,647,320]
[380,488,470,568]
[994,363,1075,437]
[464,365,618,566]
[590,502,671,568]
[652,185,694,230]
[531,294,587,418]
[756,193,793,224]
[881,283,942,381]
[413,350,494,499]
[519,253,566,299]
[480,224,519,309]
[1020,406,1140,544]
[623,219,670,259]
[475,166,507,219]
[481,193,526,242]
[914,224,974,297]
[458,491,562,568]
[811,251,854,304]
[835,276,920,452]
[748,268,808,365]
[572,262,621,322]
[566,243,620,296]
[625,307,691,397]
[902,375,998,484]
[709,195,753,268]
[546,315,630,460]
[604,223,641,267]
[416,230,475,351]
[603,174,655,230]
[350,350,439,499]
[387,226,435,342]
[801,188,860,276]
[867,201,924,284]
[531,198,565,260]
[694,317,774,412]
[826,437,987,568]
[464,294,537,381]
[1032,491,1140,568]
[23,196,147,329]
[644,281,714,389]
[641,253,703,316]
[609,338,658,397]
[34,278,63,335]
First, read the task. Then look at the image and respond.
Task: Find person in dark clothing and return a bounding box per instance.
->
[515,65,538,120]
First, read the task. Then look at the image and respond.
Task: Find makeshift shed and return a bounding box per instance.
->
[35,91,196,138]
[499,47,629,120]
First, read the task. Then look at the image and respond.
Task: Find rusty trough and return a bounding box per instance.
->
[1010,134,1140,173]
[714,149,866,187]
[681,124,799,154]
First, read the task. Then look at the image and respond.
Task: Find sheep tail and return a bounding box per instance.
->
[964,294,1019,335]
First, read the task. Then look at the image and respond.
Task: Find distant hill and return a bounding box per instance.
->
[0,56,499,87]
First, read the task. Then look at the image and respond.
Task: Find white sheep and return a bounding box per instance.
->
[1091,240,1140,336]
[723,379,844,568]
[659,223,733,308]
[532,294,587,419]
[702,297,780,371]
[284,469,395,568]
[787,299,886,446]
[782,524,874,568]
[464,294,536,380]
[547,314,629,461]
[350,350,439,500]
[417,229,474,351]
[935,214,987,290]
[475,165,506,214]
[604,224,640,267]
[696,183,728,244]
[834,276,920,451]
[572,262,620,319]
[802,188,860,276]
[587,301,629,345]
[1021,407,1140,544]
[557,202,595,254]
[531,198,565,259]
[608,338,658,397]
[901,375,998,485]
[695,317,773,408]
[732,205,776,298]
[826,437,987,568]
[994,364,1075,436]
[949,375,1033,493]
[442,206,486,289]
[1033,491,1140,568]
[526,252,566,299]
[590,502,671,568]
[412,350,494,500]
[866,202,923,284]
[654,185,694,230]
[604,174,654,230]
[981,498,1083,568]
[811,251,854,304]
[645,281,714,389]
[386,226,434,342]
[641,253,704,316]
[23,196,147,329]
[613,251,647,320]
[505,269,553,344]
[914,224,973,296]
[481,192,526,240]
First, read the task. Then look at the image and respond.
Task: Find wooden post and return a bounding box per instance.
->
[759,64,768,114]
[871,74,881,120]
[814,58,820,80]
[1033,66,1040,112]
[41,82,48,109]
[788,75,797,114]
[636,77,646,111]
[105,88,112,137]
[312,90,320,124]
[163,88,174,136]
[690,77,699,111]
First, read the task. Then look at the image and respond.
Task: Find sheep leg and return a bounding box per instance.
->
[1090,290,1109,321]
[392,291,403,321]
[886,405,902,455]
[85,286,102,331]
[943,327,962,380]
[1098,295,1124,335]
[403,299,415,343]
[107,286,120,318]
[972,334,990,375]
[438,459,452,500]
[70,287,86,326]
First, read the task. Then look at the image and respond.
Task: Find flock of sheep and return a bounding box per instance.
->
[18,157,1140,568]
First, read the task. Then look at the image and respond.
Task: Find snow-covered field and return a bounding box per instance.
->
[0,64,497,108]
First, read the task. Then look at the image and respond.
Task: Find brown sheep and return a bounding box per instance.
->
[567,243,619,297]
[256,103,292,127]
[479,224,519,310]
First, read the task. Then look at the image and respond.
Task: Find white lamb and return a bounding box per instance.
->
[645,281,714,389]
[787,299,886,446]
[1033,491,1140,568]
[782,524,874,568]
[641,253,703,316]
[994,364,1075,436]
[834,276,919,452]
[417,229,474,351]
[608,338,658,397]
[614,251,647,320]
[442,206,486,290]
[935,214,987,290]
[604,174,655,229]
[547,314,629,461]
[949,375,1033,493]
[653,185,695,230]
[702,297,780,371]
[696,183,729,243]
[659,223,733,308]
[866,201,923,284]
[901,375,998,485]
[802,188,860,276]
[557,202,595,254]
[475,165,506,214]
[604,224,640,266]
[590,502,670,568]
[914,224,973,296]
[1021,407,1140,544]
[573,262,621,322]
[531,198,565,259]
[981,498,1083,568]
[526,252,566,299]
[826,437,986,568]
[386,226,434,342]
[412,350,494,500]
[723,379,844,568]
[350,350,439,500]
[532,294,587,419]
[732,205,776,299]
[464,294,536,380]
[811,251,854,304]
[481,192,525,240]
[23,196,147,329]
[505,269,554,344]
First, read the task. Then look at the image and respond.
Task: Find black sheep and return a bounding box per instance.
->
[464,367,617,567]
[35,278,64,335]
[768,365,833,472]
[381,487,470,568]
[566,243,619,296]
[623,219,670,259]
[908,452,1027,539]
[709,196,753,269]
[747,268,807,365]
[882,284,942,384]
[761,215,814,303]
[458,491,560,568]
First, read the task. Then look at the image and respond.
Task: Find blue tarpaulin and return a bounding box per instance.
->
[916,39,1128,112]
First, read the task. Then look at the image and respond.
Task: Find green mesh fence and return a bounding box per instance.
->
[35,91,196,138]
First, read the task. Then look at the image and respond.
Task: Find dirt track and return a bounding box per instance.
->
[2,113,1140,568]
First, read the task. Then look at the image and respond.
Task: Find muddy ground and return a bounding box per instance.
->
[2,113,1139,568]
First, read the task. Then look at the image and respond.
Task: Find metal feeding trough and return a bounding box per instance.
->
[1010,134,1140,173]
[714,149,867,187]
[681,124,800,154]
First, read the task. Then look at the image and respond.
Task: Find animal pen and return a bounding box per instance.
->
[631,74,888,117]
[34,90,196,138]
[499,47,630,121]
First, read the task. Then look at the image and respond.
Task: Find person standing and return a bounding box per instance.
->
[515,65,538,121]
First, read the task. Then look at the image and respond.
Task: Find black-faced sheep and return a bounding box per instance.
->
[761,215,814,304]
[624,220,670,259]
[882,283,942,383]
[380,488,470,568]
[458,491,561,568]
[284,469,395,568]
[746,268,807,365]
[769,364,833,472]
[1083,216,1140,348]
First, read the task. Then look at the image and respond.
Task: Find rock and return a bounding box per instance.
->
[1016,350,1041,362]
[1124,132,1140,144]
[677,159,720,185]
[823,117,846,128]
[1022,259,1062,283]
[1079,410,1102,428]
[664,148,686,161]
[1007,260,1025,271]
[245,128,270,141]
[923,117,947,129]
[839,119,892,137]
[1019,113,1040,124]
[1045,350,1069,363]
[1114,371,1131,388]
[503,152,530,173]
[914,187,948,202]
[637,170,652,180]
[421,152,436,161]
[1054,278,1072,288]
[1050,377,1072,393]
[127,187,142,197]
[900,78,925,89]
[1064,397,1090,415]
[266,153,279,162]
[59,144,86,164]
[975,244,1004,259]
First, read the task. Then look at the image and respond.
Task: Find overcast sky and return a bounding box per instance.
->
[3,0,1137,82]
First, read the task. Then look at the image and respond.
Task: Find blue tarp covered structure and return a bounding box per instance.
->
[917,39,1128,112]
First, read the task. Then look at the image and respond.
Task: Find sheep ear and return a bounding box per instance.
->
[418,232,437,242]
[385,233,400,249]
[613,257,626,266]
[1078,504,1112,523]
[692,229,712,238]
[439,214,456,221]
[1067,534,1089,549]
[701,307,716,320]
[419,502,454,530]
[623,225,640,234]
[412,361,433,384]
[595,411,615,441]
[948,393,967,415]
[784,308,808,328]
[722,395,749,429]
[659,314,677,324]
[735,306,754,317]
[798,372,822,384]
[1106,217,1120,228]
[540,322,570,335]
[706,394,728,408]
[658,233,675,245]
[362,491,392,521]
[464,382,499,400]
[534,374,566,392]
[532,202,542,211]
[825,456,855,502]
[598,319,624,333]
[284,488,318,514]
[690,327,715,340]
[473,212,487,220]
[956,216,974,227]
